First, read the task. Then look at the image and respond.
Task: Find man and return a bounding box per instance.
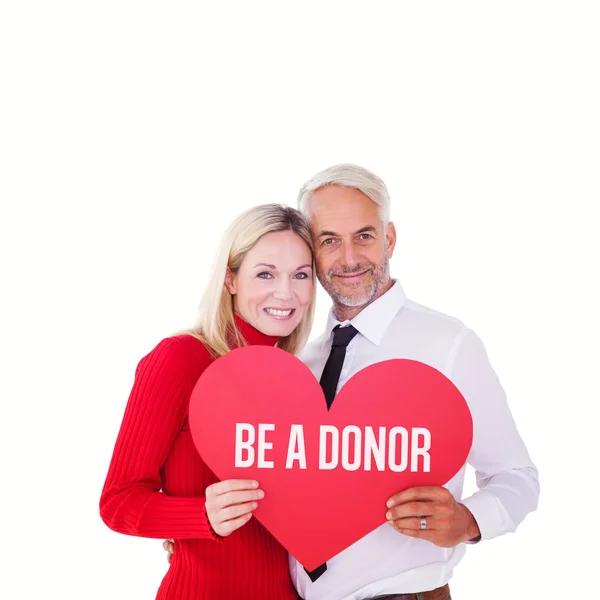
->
[166,164,540,600]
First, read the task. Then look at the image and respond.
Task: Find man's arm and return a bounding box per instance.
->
[452,329,539,540]
[387,328,539,545]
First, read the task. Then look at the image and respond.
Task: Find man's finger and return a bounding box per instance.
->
[387,486,447,507]
[386,501,435,521]
[390,516,437,531]
[396,528,432,540]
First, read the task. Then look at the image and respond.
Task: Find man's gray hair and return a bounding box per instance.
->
[296,163,391,224]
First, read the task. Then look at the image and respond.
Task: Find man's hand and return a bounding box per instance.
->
[386,486,480,547]
[163,539,174,563]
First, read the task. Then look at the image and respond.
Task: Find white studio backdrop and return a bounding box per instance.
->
[1,2,598,598]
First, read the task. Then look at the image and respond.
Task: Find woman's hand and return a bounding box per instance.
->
[205,479,264,537]
[162,479,264,562]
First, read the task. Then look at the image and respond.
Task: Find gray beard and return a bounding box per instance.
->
[319,255,390,308]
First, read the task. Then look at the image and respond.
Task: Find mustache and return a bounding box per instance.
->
[328,264,374,277]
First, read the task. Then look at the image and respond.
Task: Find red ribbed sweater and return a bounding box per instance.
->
[100,319,299,600]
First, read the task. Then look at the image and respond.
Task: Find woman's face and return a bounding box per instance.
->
[226,230,314,337]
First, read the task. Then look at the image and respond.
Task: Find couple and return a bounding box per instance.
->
[100,164,539,600]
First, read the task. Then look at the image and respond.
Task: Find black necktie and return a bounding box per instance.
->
[319,324,359,410]
[305,324,359,582]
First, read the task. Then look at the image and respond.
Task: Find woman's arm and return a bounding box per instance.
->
[99,337,219,540]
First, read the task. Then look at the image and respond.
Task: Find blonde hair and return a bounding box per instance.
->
[185,204,315,357]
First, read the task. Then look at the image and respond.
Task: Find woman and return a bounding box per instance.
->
[100,204,315,599]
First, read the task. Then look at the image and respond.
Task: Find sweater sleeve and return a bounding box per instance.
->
[99,337,219,540]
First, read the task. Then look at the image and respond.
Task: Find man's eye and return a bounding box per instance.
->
[257,272,273,279]
[322,238,335,245]
[358,233,373,240]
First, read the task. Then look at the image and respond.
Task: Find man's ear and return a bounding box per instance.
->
[385,221,397,258]
[224,268,237,294]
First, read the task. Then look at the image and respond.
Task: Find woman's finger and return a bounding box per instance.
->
[215,512,253,536]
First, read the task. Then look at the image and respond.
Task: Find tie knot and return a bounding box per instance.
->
[331,324,358,348]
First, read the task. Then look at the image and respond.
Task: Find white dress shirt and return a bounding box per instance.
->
[289,281,539,600]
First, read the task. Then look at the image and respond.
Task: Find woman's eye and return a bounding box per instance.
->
[295,272,309,279]
[257,272,273,279]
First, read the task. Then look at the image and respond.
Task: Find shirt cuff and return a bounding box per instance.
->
[460,490,511,542]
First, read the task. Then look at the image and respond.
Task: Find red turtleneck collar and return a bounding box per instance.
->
[233,314,280,347]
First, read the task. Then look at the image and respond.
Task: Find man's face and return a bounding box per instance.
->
[309,185,396,309]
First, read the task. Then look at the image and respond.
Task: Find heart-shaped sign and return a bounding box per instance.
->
[189,346,472,570]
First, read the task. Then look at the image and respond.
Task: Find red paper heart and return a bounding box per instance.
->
[189,346,472,570]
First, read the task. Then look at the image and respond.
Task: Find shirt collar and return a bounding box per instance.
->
[324,279,407,346]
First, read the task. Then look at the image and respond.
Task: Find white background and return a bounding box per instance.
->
[1,2,598,598]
